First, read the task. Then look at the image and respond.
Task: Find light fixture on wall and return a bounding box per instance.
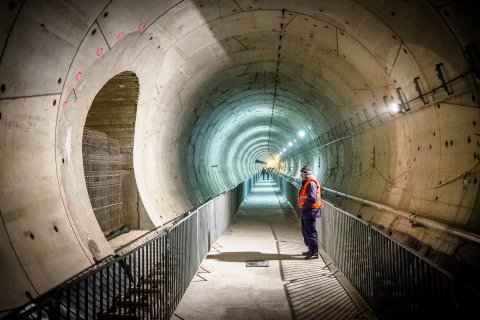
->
[383,95,399,115]
[389,103,400,113]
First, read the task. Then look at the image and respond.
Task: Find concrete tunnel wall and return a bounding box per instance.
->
[0,0,479,313]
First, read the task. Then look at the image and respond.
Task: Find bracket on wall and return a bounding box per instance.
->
[370,146,375,167]
[435,63,454,95]
[413,77,429,104]
[465,44,480,85]
[396,87,411,113]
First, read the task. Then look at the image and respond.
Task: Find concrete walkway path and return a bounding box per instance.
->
[171,180,374,320]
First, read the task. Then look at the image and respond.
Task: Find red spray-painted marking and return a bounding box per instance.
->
[117,32,125,40]
[96,48,104,56]
[75,71,83,82]
[62,100,68,111]
[137,22,147,32]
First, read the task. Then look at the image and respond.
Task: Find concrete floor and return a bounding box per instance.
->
[171,180,375,320]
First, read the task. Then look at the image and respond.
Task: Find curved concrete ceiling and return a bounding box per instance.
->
[0,0,479,312]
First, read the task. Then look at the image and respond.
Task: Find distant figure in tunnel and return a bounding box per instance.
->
[266,168,270,180]
[298,165,322,260]
[261,167,267,180]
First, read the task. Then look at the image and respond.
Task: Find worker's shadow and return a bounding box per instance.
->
[206,251,305,262]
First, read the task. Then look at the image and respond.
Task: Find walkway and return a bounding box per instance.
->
[171,180,375,320]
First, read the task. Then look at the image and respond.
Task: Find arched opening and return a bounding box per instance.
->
[82,71,153,243]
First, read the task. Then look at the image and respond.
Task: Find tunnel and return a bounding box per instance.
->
[0,0,479,319]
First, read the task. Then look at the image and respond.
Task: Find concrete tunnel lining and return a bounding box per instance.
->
[0,0,479,314]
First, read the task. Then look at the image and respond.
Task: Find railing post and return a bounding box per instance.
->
[165,229,171,318]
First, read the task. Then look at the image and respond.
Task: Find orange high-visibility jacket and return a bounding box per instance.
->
[298,177,322,209]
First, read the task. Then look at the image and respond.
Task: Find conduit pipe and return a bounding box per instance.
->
[279,174,480,245]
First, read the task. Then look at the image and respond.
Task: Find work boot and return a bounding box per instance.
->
[302,251,311,256]
[304,252,319,260]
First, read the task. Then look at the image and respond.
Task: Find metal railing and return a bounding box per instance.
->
[321,202,455,319]
[273,173,457,319]
[6,174,258,320]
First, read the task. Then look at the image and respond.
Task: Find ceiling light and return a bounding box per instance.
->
[298,130,305,137]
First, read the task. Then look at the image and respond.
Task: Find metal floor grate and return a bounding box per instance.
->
[246,260,269,267]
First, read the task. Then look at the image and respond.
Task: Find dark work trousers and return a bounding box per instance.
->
[301,217,318,253]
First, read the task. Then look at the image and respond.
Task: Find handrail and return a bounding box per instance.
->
[113,173,257,254]
[321,201,456,318]
[276,173,480,244]
[274,173,459,317]
[5,173,258,320]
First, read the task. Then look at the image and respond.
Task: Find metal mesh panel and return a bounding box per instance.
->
[83,128,124,234]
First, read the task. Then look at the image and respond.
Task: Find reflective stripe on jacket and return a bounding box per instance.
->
[298,177,321,209]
